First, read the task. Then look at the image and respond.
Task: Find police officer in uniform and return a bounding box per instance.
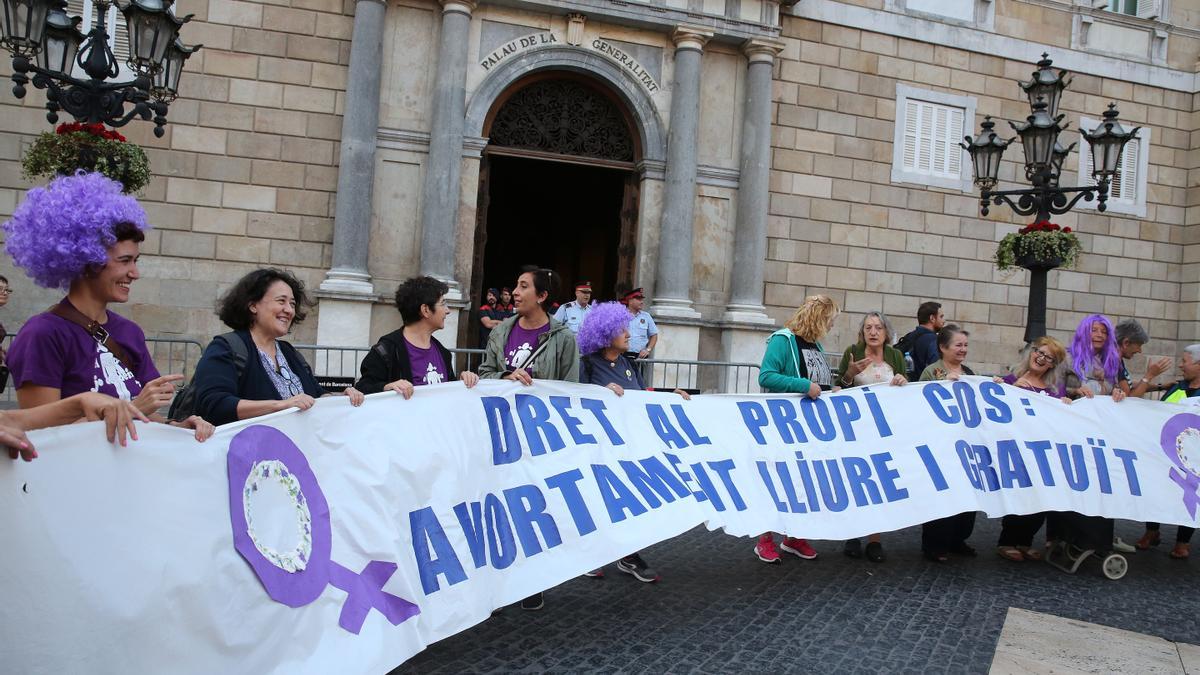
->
[553,280,593,334]
[621,287,658,359]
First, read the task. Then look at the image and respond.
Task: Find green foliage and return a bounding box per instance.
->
[21,124,150,194]
[994,221,1082,270]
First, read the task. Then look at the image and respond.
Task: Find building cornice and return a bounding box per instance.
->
[790,0,1197,93]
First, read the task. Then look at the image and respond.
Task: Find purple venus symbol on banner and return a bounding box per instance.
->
[1159,413,1200,519]
[227,425,420,634]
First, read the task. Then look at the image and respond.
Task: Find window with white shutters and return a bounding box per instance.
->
[902,100,964,179]
[890,84,975,192]
[1077,118,1150,217]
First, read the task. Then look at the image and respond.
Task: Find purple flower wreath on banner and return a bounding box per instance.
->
[2,171,149,289]
[1159,412,1200,519]
[577,301,632,356]
[227,425,420,633]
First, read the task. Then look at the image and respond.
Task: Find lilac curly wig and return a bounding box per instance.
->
[577,302,632,356]
[3,172,149,289]
[1069,314,1121,385]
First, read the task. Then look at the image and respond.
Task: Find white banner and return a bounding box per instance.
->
[3,378,1199,673]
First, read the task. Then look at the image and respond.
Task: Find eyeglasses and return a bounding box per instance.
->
[0,288,12,295]
[1032,350,1057,365]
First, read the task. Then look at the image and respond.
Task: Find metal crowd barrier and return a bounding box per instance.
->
[291,344,844,396]
[291,344,488,391]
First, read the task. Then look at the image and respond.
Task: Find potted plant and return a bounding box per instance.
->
[21,122,151,194]
[994,220,1082,271]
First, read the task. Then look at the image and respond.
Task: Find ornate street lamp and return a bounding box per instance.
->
[1009,98,1063,180]
[1019,53,1071,118]
[1084,103,1141,181]
[37,3,83,77]
[960,116,1010,191]
[963,54,1139,343]
[0,0,200,136]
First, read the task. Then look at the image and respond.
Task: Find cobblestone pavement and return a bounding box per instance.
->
[393,518,1198,674]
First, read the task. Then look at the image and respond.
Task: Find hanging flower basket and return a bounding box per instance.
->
[21,123,151,194]
[994,220,1081,271]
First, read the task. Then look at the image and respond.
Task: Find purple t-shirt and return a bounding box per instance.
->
[1002,373,1068,399]
[406,338,449,386]
[8,304,160,400]
[504,322,550,374]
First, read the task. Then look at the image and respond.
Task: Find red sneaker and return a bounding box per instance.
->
[755,535,781,563]
[780,537,818,560]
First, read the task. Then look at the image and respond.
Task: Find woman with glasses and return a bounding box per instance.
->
[992,336,1071,562]
[0,275,11,377]
[191,268,365,426]
[355,276,479,397]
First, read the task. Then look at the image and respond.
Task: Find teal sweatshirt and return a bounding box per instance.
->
[758,328,830,394]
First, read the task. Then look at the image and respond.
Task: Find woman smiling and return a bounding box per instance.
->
[191,268,364,426]
[3,172,212,440]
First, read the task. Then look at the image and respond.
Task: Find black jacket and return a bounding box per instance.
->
[192,330,325,426]
[355,329,456,394]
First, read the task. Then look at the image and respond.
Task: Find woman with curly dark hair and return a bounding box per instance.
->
[355,276,479,397]
[190,268,364,426]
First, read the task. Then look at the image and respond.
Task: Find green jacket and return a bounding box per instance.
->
[837,343,906,386]
[477,315,580,383]
[758,328,825,394]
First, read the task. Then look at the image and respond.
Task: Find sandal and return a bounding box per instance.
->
[1170,543,1190,559]
[1016,546,1042,561]
[997,546,1024,562]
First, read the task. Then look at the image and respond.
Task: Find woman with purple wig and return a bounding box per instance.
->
[1064,314,1128,402]
[2,172,212,441]
[575,301,689,583]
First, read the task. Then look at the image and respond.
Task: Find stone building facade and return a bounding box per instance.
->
[0,0,1197,378]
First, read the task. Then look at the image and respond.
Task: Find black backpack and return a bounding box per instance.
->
[168,332,248,421]
[894,329,920,381]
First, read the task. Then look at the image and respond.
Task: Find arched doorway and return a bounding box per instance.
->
[467,72,641,345]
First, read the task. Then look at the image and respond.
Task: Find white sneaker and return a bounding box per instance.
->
[1112,537,1136,553]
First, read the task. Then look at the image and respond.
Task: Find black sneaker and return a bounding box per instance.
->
[617,554,659,583]
[843,538,863,558]
[865,541,886,563]
[520,592,544,611]
[583,568,605,578]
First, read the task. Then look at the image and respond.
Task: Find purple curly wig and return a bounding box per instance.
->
[3,172,149,289]
[577,302,632,356]
[1069,314,1121,385]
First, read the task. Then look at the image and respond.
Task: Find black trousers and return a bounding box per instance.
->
[997,513,1046,547]
[1146,522,1195,544]
[922,512,976,554]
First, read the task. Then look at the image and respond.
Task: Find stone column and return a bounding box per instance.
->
[418,0,476,294]
[724,39,782,325]
[316,0,387,352]
[650,26,712,321]
[721,39,784,375]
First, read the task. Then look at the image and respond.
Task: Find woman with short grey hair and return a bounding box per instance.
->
[1136,343,1200,559]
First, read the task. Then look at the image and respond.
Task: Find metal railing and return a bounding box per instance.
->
[291,344,844,395]
[638,358,761,394]
[291,344,488,390]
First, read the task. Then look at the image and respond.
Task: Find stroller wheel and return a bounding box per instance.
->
[1102,553,1128,580]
